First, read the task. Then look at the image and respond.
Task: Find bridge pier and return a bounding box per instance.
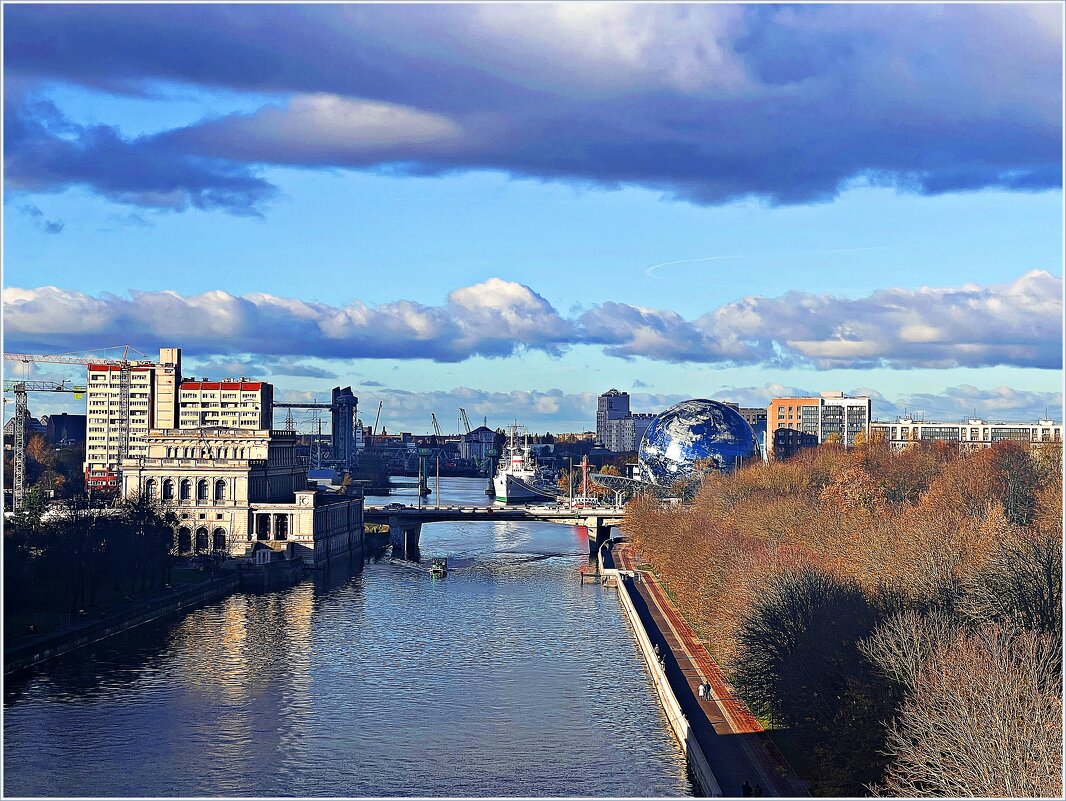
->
[586,516,612,560]
[388,516,422,561]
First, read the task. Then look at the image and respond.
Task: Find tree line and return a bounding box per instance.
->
[5,493,178,627]
[624,439,1062,797]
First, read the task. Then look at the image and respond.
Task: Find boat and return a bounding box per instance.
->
[430,558,448,577]
[492,424,558,504]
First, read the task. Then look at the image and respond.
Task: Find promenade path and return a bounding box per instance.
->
[615,543,807,798]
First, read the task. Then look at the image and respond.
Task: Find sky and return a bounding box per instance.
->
[3,2,1064,433]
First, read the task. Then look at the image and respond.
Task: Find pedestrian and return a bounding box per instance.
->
[754,784,763,797]
[698,683,705,700]
[654,643,661,657]
[741,780,753,797]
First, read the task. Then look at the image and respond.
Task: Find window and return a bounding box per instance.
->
[144,479,157,501]
[180,479,191,501]
[162,479,174,501]
[197,479,209,502]
[212,529,227,551]
[214,480,226,503]
[195,528,209,552]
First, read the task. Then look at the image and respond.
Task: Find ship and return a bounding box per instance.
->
[492,424,558,504]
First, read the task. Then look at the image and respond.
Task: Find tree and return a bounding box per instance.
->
[875,625,1061,798]
[990,441,1040,526]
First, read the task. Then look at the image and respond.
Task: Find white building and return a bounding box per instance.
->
[604,412,656,452]
[121,427,362,566]
[178,379,273,430]
[870,418,1063,451]
[85,351,179,490]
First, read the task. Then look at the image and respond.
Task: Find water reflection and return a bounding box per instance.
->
[5,478,692,798]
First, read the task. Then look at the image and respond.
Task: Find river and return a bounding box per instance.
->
[3,477,692,797]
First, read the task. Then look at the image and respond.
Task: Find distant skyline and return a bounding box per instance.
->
[3,3,1063,432]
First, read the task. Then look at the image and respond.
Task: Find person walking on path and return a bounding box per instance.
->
[754,784,763,796]
[741,780,753,797]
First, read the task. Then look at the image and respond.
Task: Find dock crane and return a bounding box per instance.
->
[369,400,383,445]
[430,413,443,438]
[3,379,85,512]
[5,346,146,492]
[459,408,473,434]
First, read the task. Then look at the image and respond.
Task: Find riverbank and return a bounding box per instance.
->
[4,571,239,675]
[610,541,806,798]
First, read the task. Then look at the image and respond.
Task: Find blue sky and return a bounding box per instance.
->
[3,3,1063,432]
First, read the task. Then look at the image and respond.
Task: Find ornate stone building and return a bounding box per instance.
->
[121,427,362,566]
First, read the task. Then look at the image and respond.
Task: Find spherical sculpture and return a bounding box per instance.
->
[638,399,760,485]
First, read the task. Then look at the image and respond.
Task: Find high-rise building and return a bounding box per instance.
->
[85,354,169,490]
[177,379,273,430]
[596,389,630,445]
[870,417,1062,452]
[767,391,871,458]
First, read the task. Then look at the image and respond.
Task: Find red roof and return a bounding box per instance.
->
[181,381,263,390]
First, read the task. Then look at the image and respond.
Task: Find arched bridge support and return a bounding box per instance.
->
[586,516,612,560]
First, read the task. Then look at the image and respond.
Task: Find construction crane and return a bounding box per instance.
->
[371,400,383,437]
[3,379,85,512]
[4,347,145,488]
[459,407,473,434]
[431,413,443,437]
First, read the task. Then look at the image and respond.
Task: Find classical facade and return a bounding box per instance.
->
[121,427,362,566]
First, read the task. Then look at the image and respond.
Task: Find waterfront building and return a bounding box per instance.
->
[596,389,630,445]
[766,391,871,457]
[120,427,362,566]
[178,378,273,430]
[870,417,1063,452]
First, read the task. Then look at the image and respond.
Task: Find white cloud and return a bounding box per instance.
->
[4,271,1061,370]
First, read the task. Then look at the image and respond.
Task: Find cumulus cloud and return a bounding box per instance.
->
[3,272,1061,370]
[3,3,1060,211]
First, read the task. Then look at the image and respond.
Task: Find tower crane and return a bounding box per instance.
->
[3,379,85,512]
[5,346,146,490]
[430,413,443,437]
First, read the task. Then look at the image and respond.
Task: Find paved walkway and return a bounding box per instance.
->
[615,543,807,798]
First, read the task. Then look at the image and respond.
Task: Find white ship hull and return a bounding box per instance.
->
[494,473,554,504]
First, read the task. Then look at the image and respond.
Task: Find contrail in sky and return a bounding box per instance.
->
[643,245,905,278]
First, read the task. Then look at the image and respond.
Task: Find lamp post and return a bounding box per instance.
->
[568,456,573,510]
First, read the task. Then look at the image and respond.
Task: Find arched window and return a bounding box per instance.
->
[144,479,157,501]
[180,479,191,502]
[197,479,209,502]
[195,528,209,552]
[177,527,191,553]
[212,529,227,552]
[162,479,174,501]
[214,479,226,503]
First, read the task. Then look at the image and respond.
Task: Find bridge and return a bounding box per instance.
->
[364,504,625,559]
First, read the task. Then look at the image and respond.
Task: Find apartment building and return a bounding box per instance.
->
[178,379,273,430]
[596,389,630,445]
[870,418,1063,451]
[604,412,656,452]
[767,391,872,458]
[85,353,176,490]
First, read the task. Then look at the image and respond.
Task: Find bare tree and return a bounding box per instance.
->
[874,625,1062,798]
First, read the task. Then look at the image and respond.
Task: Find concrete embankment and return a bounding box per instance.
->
[4,573,239,675]
[615,570,723,797]
[605,542,806,798]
